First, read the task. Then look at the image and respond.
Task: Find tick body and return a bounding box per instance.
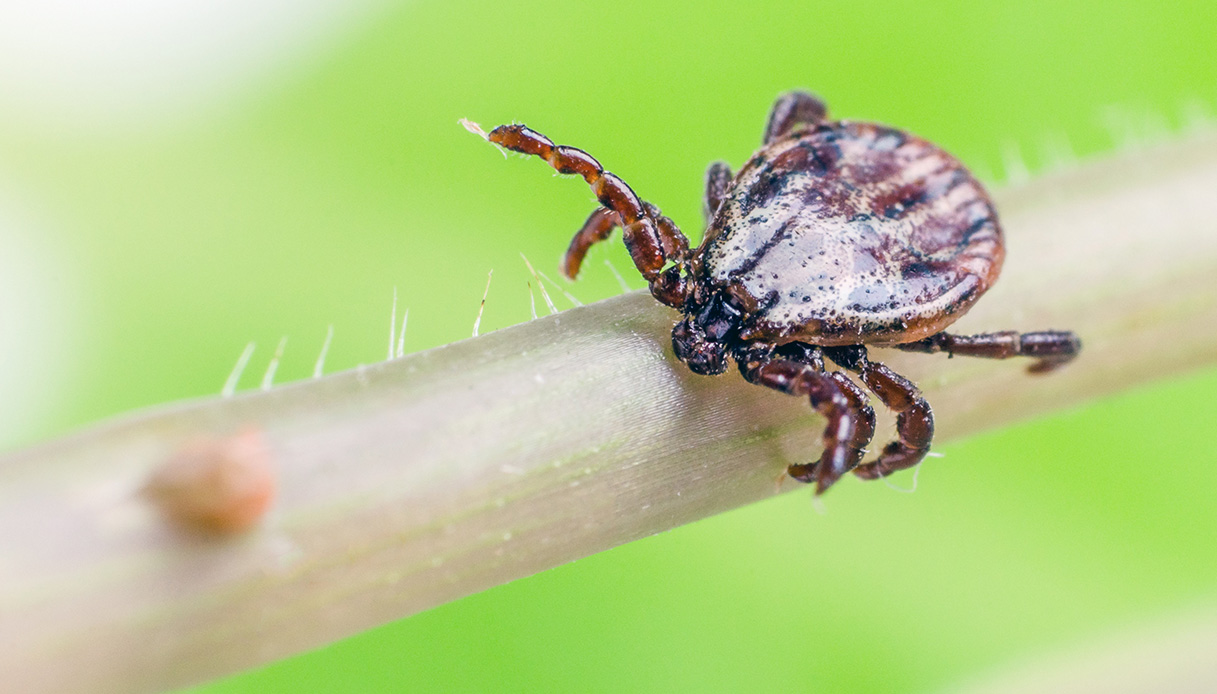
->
[467,91,1080,494]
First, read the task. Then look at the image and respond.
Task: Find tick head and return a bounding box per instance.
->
[672,318,728,375]
[671,294,743,376]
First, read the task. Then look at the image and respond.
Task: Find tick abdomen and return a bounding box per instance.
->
[701,121,1004,346]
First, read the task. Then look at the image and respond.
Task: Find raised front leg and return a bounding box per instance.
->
[563,207,619,280]
[703,161,732,225]
[823,346,935,482]
[894,330,1082,373]
[736,343,875,494]
[465,120,691,308]
[763,91,828,145]
[562,202,686,283]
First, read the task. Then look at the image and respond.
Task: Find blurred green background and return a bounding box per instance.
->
[1,0,1215,691]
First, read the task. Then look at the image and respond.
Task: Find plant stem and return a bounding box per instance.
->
[3,133,1217,693]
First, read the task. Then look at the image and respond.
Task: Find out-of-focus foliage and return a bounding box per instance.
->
[0,1,1214,691]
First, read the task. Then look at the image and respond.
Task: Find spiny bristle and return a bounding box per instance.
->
[459,118,487,139]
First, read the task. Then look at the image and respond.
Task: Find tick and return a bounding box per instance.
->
[464,91,1080,494]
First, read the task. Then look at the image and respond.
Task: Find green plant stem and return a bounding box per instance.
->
[3,133,1217,693]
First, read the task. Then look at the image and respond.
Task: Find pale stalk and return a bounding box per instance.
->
[2,133,1217,693]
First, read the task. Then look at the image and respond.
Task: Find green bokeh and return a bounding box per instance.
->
[2,0,1215,691]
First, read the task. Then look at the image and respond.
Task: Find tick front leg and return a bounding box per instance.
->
[563,203,688,284]
[468,121,692,307]
[563,208,619,280]
[703,161,732,225]
[894,330,1082,373]
[763,91,829,145]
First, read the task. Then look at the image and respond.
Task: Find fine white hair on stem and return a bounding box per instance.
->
[969,159,998,187]
[1181,98,1215,133]
[260,337,288,391]
[604,258,632,294]
[1040,130,1077,171]
[520,253,557,314]
[1142,108,1174,143]
[526,281,537,320]
[221,342,255,397]
[536,268,582,307]
[313,325,334,378]
[396,309,409,358]
[472,270,493,337]
[1000,141,1031,185]
[388,287,398,361]
[1100,105,1146,150]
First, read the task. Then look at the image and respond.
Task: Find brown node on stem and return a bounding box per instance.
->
[143,428,275,534]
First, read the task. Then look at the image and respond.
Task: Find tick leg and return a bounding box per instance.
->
[738,345,874,494]
[562,202,688,284]
[894,330,1082,373]
[824,346,934,482]
[821,370,876,480]
[477,123,691,307]
[645,202,690,271]
[563,208,619,280]
[763,91,829,145]
[703,161,732,225]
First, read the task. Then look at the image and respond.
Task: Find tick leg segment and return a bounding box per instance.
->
[563,208,619,280]
[703,161,733,225]
[737,343,874,494]
[484,124,691,300]
[894,330,1082,373]
[763,91,829,145]
[824,346,935,482]
[562,202,688,309]
[820,371,876,481]
[646,202,690,270]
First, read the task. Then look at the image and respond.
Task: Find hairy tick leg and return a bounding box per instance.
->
[477,123,691,306]
[739,349,873,495]
[894,330,1082,373]
[563,208,619,280]
[853,360,934,481]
